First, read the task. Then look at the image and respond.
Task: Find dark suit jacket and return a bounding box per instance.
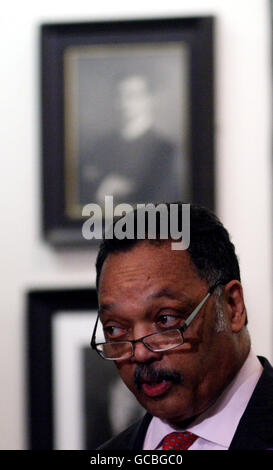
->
[98,357,273,450]
[79,129,182,205]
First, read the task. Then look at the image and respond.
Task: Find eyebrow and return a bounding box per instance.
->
[98,303,115,317]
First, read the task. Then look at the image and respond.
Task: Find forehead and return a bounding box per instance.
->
[98,241,203,303]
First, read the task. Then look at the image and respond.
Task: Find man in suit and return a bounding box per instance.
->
[91,203,273,450]
[79,75,186,206]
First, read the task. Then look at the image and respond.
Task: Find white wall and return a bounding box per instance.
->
[0,0,272,449]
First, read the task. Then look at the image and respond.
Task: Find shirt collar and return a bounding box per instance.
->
[143,350,263,449]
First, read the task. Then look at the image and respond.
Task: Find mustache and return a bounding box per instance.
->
[134,363,183,390]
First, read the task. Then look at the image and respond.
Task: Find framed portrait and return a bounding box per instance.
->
[26,288,145,450]
[41,17,214,245]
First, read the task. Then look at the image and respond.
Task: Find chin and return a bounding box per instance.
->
[137,391,191,423]
[148,404,190,424]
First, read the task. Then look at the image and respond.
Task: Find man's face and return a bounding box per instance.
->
[116,75,152,126]
[98,241,240,424]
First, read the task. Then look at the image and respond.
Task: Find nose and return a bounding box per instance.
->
[132,337,162,363]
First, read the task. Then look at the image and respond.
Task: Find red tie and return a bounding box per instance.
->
[162,431,198,450]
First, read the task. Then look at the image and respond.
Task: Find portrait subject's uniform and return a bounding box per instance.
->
[98,353,273,450]
[79,129,185,205]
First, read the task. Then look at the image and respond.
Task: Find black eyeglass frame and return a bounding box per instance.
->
[90,280,225,361]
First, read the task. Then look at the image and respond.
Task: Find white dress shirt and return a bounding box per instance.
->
[143,350,263,450]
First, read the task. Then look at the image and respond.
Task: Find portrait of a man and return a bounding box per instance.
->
[80,73,182,206]
[64,44,190,217]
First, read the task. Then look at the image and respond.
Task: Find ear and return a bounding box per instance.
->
[223,281,247,333]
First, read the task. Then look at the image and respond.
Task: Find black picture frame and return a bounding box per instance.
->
[26,288,145,450]
[41,17,215,246]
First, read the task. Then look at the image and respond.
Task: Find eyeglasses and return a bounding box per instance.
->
[90,280,224,361]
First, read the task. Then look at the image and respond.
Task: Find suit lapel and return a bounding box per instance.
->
[229,356,273,449]
[127,413,153,450]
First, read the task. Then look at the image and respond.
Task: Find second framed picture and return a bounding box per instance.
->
[26,288,145,450]
[41,17,214,245]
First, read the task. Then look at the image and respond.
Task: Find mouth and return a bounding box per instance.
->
[134,365,183,399]
[141,379,173,398]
